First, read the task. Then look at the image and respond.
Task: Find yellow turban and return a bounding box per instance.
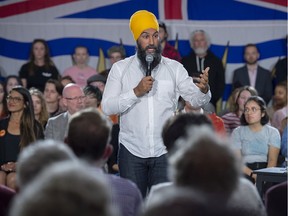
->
[129,10,159,41]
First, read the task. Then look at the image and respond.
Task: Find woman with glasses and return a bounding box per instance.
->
[232,96,280,183]
[0,86,44,189]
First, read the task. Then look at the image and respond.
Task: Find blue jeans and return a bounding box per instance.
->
[118,144,168,198]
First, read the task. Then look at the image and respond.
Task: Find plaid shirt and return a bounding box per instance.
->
[162,42,181,62]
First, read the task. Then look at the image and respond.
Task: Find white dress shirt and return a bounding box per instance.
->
[102,55,211,158]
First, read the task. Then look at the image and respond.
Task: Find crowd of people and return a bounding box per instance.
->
[0,9,287,216]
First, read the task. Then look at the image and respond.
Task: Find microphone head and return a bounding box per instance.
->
[145,54,154,64]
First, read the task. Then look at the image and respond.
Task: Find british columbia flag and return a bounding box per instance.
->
[0,0,287,95]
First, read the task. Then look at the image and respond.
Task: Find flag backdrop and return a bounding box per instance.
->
[0,0,287,99]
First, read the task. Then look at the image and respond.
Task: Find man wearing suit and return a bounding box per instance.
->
[233,44,273,104]
[44,83,86,141]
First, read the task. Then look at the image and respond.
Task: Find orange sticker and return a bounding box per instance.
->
[0,130,6,137]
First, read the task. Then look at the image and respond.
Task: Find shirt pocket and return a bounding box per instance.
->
[156,80,174,100]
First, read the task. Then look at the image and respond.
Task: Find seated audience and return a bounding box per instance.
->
[43,79,64,117]
[182,29,225,108]
[10,161,118,216]
[83,85,102,109]
[16,139,77,190]
[146,113,265,215]
[158,21,181,62]
[87,74,106,93]
[100,45,126,78]
[0,86,44,190]
[222,86,258,135]
[267,81,287,122]
[29,88,49,128]
[44,83,85,141]
[63,46,97,87]
[232,96,281,184]
[65,108,142,216]
[4,75,22,93]
[60,75,75,87]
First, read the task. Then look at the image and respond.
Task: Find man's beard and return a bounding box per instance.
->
[194,47,208,56]
[137,42,162,72]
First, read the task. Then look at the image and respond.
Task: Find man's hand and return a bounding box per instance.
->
[195,67,210,94]
[133,76,154,97]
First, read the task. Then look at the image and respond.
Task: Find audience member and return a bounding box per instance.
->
[232,96,280,183]
[65,108,143,216]
[43,79,64,117]
[232,43,272,104]
[158,21,181,62]
[143,188,249,216]
[60,75,75,87]
[102,10,211,198]
[10,161,118,216]
[100,45,126,78]
[4,75,22,93]
[146,113,266,215]
[18,39,60,92]
[44,83,85,141]
[221,86,258,135]
[63,46,97,87]
[267,81,287,115]
[87,74,106,93]
[0,86,44,189]
[29,88,49,128]
[16,139,77,190]
[182,29,225,108]
[0,81,8,120]
[267,81,287,127]
[83,85,102,108]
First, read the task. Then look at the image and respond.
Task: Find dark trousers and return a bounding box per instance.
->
[118,144,168,198]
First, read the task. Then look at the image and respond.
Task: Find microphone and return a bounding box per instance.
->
[145,54,154,76]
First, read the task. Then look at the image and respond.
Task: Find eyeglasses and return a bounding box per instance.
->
[6,96,23,103]
[244,107,262,114]
[65,96,86,102]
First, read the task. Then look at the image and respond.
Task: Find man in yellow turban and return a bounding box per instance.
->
[102,10,211,198]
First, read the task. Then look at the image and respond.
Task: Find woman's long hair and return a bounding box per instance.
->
[28,39,54,76]
[29,87,49,127]
[10,86,40,149]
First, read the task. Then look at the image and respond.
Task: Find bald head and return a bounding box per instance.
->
[62,84,86,115]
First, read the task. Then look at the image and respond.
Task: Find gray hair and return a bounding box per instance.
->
[16,139,77,189]
[189,30,211,49]
[169,126,240,197]
[10,161,118,216]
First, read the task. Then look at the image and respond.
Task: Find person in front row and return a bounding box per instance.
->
[0,86,44,190]
[232,96,280,183]
[102,10,211,197]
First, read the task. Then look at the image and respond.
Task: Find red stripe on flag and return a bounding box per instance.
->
[259,0,287,7]
[164,0,182,19]
[0,0,77,18]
